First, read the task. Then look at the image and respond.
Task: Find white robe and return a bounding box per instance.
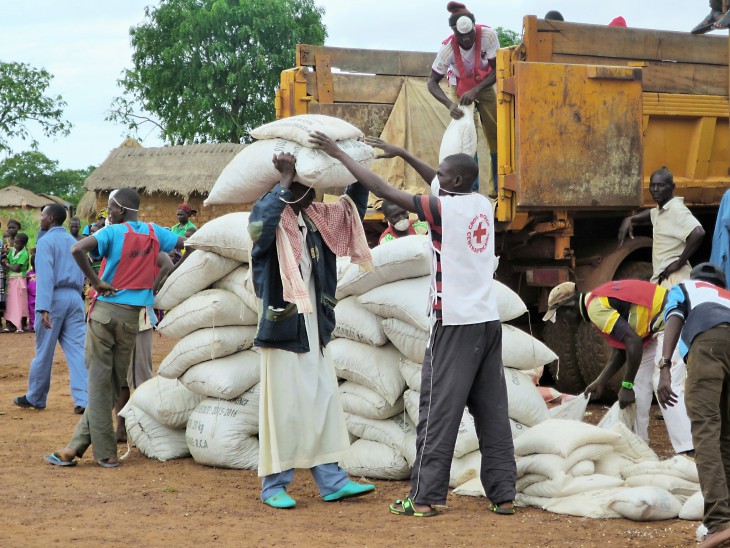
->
[258,216,350,476]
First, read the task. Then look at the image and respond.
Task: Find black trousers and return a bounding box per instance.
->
[409,320,516,506]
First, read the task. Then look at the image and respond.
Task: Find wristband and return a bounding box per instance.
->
[621,381,634,390]
[658,357,671,369]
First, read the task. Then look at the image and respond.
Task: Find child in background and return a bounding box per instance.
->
[2,220,20,253]
[26,253,37,332]
[2,232,30,333]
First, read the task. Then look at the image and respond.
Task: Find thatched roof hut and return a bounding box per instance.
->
[83,141,247,227]
[0,186,56,209]
[38,193,70,207]
[84,141,246,196]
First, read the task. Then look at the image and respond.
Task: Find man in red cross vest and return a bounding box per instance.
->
[44,188,184,468]
[428,1,500,196]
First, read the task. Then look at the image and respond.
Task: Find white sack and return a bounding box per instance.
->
[622,455,699,483]
[344,413,416,465]
[340,439,411,481]
[504,368,550,427]
[382,318,428,363]
[333,297,388,346]
[185,212,251,262]
[519,488,623,519]
[607,487,682,521]
[453,477,486,497]
[514,419,621,458]
[450,450,481,488]
[502,325,559,370]
[510,419,529,439]
[610,422,658,462]
[339,381,404,420]
[155,250,240,310]
[403,389,478,459]
[212,266,258,311]
[158,326,256,379]
[204,138,374,205]
[399,358,422,392]
[522,473,624,498]
[625,474,700,502]
[157,289,254,339]
[121,404,190,461]
[358,276,430,331]
[250,114,364,147]
[548,394,590,422]
[493,280,528,321]
[679,491,704,521]
[439,104,477,161]
[336,235,432,299]
[568,460,595,477]
[179,350,260,400]
[330,340,405,405]
[516,444,613,480]
[128,376,205,429]
[598,401,637,431]
[595,452,636,478]
[186,388,260,469]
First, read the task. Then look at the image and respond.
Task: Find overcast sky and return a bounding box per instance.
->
[0,1,712,170]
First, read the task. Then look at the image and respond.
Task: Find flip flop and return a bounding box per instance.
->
[389,497,437,517]
[322,481,375,502]
[44,453,77,467]
[714,11,730,29]
[97,458,120,468]
[489,502,516,515]
[692,9,722,33]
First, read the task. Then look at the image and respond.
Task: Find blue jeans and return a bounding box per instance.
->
[261,462,349,501]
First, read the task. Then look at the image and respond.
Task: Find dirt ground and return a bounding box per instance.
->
[0,333,702,547]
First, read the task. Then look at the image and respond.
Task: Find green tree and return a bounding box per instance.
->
[495,27,521,47]
[0,150,94,205]
[0,62,72,154]
[108,0,327,145]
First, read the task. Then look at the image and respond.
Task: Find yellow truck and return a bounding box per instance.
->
[276,16,729,393]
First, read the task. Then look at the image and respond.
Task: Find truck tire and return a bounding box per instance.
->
[575,260,653,402]
[543,315,586,395]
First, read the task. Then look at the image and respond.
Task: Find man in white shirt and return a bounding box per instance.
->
[428,2,500,195]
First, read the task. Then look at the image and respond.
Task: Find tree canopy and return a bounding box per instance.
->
[495,27,521,48]
[108,0,327,145]
[0,62,72,154]
[0,151,94,205]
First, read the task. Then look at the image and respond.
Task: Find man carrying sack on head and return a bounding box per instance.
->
[428,1,500,196]
[44,188,184,468]
[248,152,375,509]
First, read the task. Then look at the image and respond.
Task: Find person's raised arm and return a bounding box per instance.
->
[248,153,294,257]
[427,71,464,120]
[364,137,437,185]
[309,132,418,213]
[618,209,652,247]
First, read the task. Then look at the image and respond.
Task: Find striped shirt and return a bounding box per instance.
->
[414,195,443,318]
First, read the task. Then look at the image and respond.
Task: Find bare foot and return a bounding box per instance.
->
[54,447,78,463]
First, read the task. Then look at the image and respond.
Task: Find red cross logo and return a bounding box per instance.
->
[467,214,490,253]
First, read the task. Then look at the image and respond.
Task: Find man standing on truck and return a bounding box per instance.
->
[618,165,704,454]
[428,1,500,196]
[543,279,693,455]
[310,131,516,518]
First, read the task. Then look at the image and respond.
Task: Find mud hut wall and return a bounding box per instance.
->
[94,191,250,229]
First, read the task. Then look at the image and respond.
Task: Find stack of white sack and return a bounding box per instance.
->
[453,417,701,522]
[204,115,375,205]
[331,235,559,481]
[153,212,262,469]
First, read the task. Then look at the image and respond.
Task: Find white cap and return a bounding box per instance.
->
[456,15,474,33]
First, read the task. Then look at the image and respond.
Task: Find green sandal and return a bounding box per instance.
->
[489,502,515,515]
[389,497,437,517]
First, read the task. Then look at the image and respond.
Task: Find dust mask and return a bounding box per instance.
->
[393,219,410,232]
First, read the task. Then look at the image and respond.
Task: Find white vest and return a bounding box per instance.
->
[438,193,499,325]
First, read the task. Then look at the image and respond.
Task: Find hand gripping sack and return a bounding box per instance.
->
[439,104,477,161]
[184,212,251,262]
[249,114,364,147]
